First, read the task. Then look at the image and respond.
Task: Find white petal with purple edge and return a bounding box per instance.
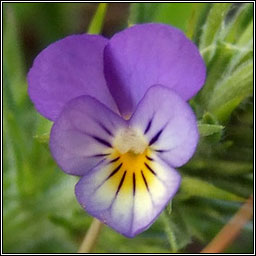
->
[50,96,126,176]
[75,152,181,238]
[129,85,199,168]
[51,85,197,237]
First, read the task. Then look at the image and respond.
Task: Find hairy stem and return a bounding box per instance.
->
[77,218,103,253]
[162,210,178,253]
[201,194,253,253]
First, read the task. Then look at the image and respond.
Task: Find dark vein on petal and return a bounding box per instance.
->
[109,157,120,163]
[98,122,113,136]
[154,149,167,153]
[144,162,157,176]
[106,163,123,180]
[133,172,136,196]
[144,118,153,134]
[141,170,149,191]
[92,136,112,148]
[149,128,164,146]
[92,153,110,157]
[146,155,154,161]
[116,171,127,196]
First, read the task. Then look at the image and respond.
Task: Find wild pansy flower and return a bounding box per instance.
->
[28,23,206,237]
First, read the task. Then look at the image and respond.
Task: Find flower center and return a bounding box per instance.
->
[104,128,157,195]
[113,128,148,155]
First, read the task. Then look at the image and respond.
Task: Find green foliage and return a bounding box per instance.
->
[223,3,253,43]
[3,5,82,253]
[3,2,253,254]
[198,123,224,137]
[199,3,231,62]
[87,3,108,34]
[179,176,245,202]
[194,3,253,123]
[129,3,194,31]
[161,207,191,253]
[208,60,253,122]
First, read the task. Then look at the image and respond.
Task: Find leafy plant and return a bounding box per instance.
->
[3,3,253,253]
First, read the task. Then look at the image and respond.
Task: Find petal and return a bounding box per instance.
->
[75,152,181,237]
[104,23,206,116]
[49,95,126,176]
[129,85,199,167]
[28,34,118,121]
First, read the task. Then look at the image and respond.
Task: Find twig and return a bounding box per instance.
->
[201,194,253,253]
[77,218,103,253]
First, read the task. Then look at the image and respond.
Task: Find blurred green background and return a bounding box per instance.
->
[3,3,253,253]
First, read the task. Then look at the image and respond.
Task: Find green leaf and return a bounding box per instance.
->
[11,3,70,47]
[161,212,178,253]
[129,3,161,24]
[190,3,212,44]
[226,40,252,74]
[186,3,210,40]
[201,112,219,125]
[185,158,253,176]
[179,199,242,243]
[87,3,108,34]
[198,123,224,137]
[3,5,26,106]
[161,208,191,252]
[48,214,84,236]
[34,133,50,144]
[199,3,231,62]
[236,20,253,46]
[208,60,253,122]
[179,176,245,202]
[129,3,194,32]
[197,113,224,142]
[151,3,194,31]
[34,115,52,139]
[210,175,253,199]
[196,41,237,114]
[223,3,253,44]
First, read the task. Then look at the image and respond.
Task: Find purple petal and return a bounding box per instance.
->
[28,34,118,121]
[104,23,206,117]
[75,152,181,237]
[50,95,126,176]
[129,85,199,167]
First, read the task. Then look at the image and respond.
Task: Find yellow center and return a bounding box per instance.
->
[105,128,156,195]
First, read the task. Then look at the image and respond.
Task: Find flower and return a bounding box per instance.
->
[27,23,206,237]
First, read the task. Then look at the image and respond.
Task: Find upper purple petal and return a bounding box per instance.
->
[104,23,206,117]
[28,34,118,121]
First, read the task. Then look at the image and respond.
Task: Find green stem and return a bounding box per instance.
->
[87,3,108,34]
[162,210,178,253]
